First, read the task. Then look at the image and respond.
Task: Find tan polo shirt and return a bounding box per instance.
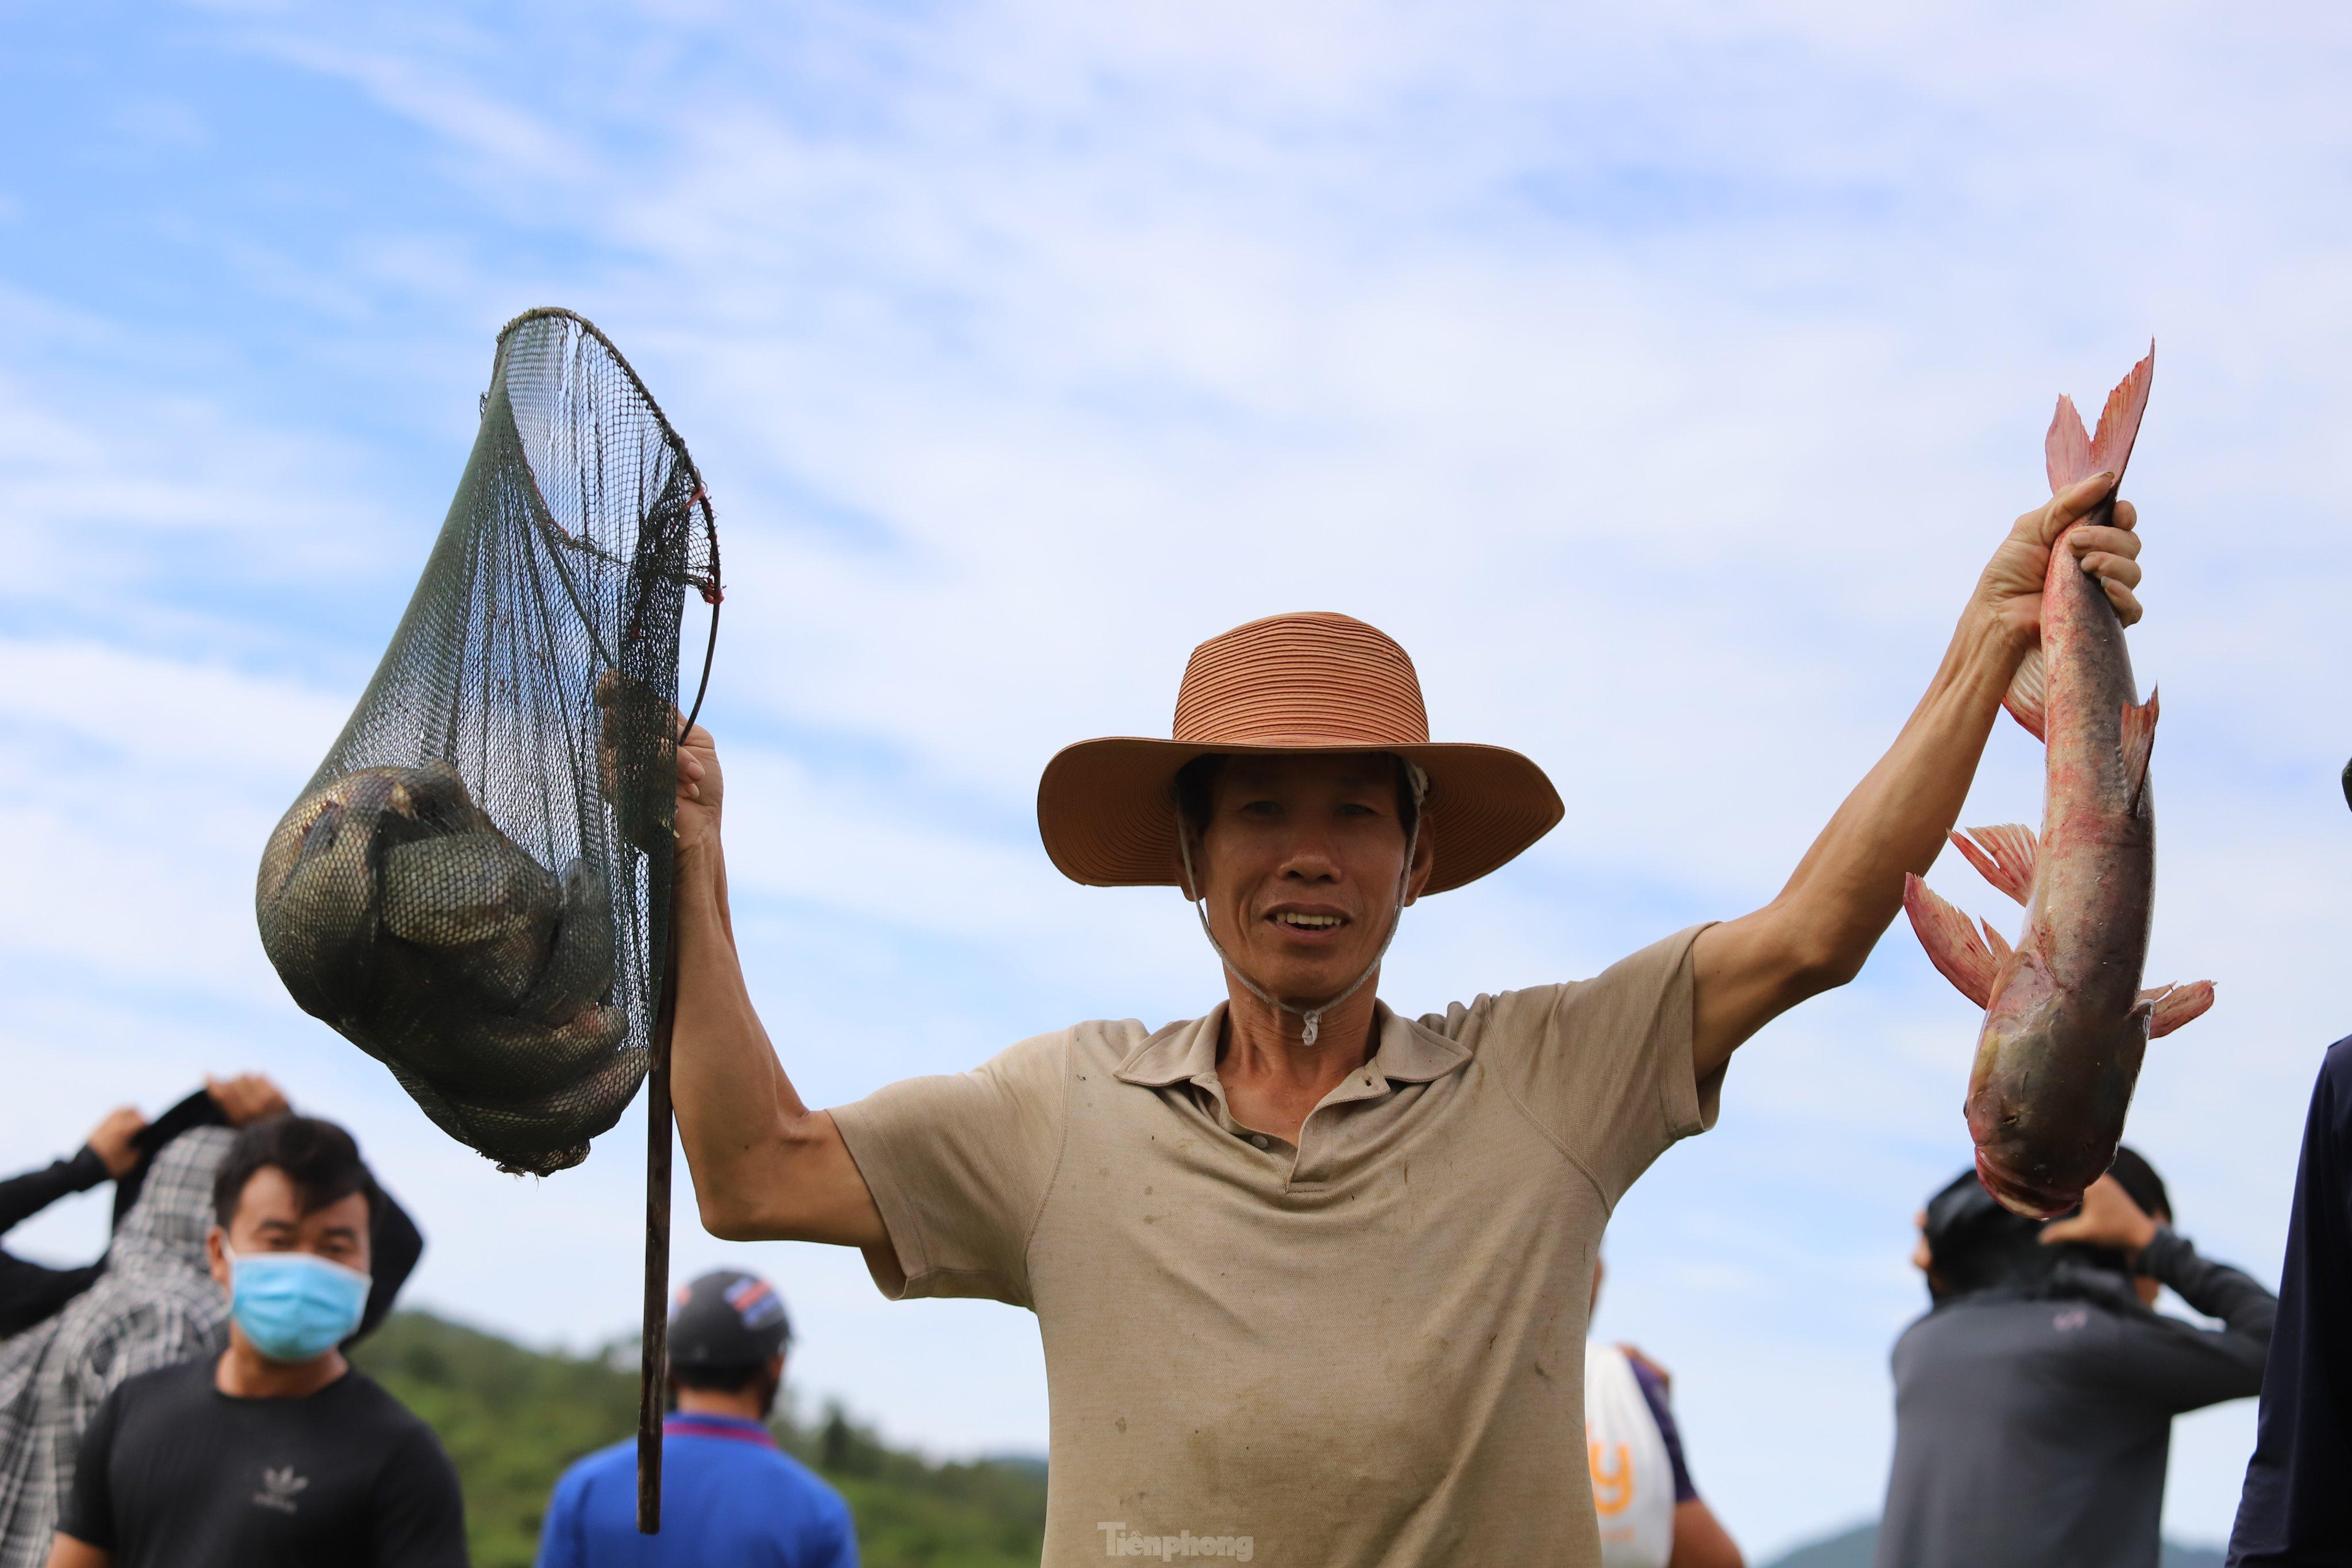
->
[829,926,1717,1567]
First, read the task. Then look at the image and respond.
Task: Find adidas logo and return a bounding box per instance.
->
[253,1466,308,1516]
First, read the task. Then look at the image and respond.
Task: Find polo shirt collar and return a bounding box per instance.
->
[1114,1001,1470,1092]
[663,1413,779,1448]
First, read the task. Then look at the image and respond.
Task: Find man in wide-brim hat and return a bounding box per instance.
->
[666,473,2146,1566]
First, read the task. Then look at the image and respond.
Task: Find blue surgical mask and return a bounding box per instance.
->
[225,1245,372,1364]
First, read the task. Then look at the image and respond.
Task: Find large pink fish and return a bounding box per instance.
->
[1904,347,2214,1218]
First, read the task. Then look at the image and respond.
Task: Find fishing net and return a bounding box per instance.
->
[256,308,720,1177]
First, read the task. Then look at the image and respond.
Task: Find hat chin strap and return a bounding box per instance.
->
[1175,779,1424,1049]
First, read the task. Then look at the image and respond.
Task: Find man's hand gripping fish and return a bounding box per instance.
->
[1904,348,2214,1218]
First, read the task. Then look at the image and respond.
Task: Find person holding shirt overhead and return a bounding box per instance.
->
[1878,1149,2273,1568]
[0,1076,289,1339]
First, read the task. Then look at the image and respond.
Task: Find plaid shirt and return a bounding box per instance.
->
[0,1126,232,1566]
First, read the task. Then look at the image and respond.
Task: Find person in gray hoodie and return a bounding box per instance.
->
[0,1127,236,1568]
[1874,1148,2275,1568]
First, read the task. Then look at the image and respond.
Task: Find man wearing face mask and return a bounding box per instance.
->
[535,1268,856,1568]
[44,1116,465,1568]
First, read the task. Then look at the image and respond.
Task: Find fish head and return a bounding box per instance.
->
[1972,1150,2084,1221]
[388,759,491,836]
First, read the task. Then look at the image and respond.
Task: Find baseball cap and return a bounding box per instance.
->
[669,1269,793,1369]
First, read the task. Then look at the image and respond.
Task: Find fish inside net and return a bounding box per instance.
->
[256,308,720,1175]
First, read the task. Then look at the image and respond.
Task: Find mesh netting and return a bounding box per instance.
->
[256,308,720,1176]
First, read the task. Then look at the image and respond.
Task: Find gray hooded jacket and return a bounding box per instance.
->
[0,1126,233,1567]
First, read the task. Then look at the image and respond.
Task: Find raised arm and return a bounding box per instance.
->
[1690,473,2144,1077]
[667,724,887,1250]
[0,1134,118,1237]
[2041,1175,2277,1410]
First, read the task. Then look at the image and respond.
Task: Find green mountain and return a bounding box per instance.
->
[353,1310,1046,1568]
[1761,1521,2228,1568]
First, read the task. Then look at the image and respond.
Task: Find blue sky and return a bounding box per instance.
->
[6,1,2351,1555]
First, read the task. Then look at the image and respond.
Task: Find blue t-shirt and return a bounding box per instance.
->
[536,1415,858,1568]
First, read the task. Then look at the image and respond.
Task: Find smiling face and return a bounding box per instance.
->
[1187,751,1434,1007]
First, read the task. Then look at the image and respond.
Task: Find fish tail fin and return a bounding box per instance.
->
[2141,979,2215,1039]
[2046,395,2094,492]
[1951,823,2039,906]
[2004,648,2049,741]
[2121,688,2160,812]
[2088,343,2156,483]
[1904,874,1999,1010]
[2045,343,2156,493]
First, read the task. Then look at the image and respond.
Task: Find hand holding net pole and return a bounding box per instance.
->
[253,307,721,1533]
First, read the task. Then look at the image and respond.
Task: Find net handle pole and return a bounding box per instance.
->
[640,492,716,1531]
[636,933,682,1534]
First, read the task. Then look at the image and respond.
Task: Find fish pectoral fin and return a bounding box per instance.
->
[1978,919,2013,963]
[2142,979,2215,1039]
[2121,688,2160,813]
[2003,648,2048,743]
[1951,823,2038,906]
[1903,874,2000,1010]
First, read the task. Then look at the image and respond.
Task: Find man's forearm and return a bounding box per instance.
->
[0,1147,109,1237]
[1691,475,2141,1067]
[1775,607,2019,972]
[1695,606,2022,1066]
[671,837,794,1170]
[2115,1227,2273,1409]
[670,837,883,1246]
[2145,1227,2279,1343]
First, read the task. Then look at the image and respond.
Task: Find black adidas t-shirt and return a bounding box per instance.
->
[61,1360,466,1568]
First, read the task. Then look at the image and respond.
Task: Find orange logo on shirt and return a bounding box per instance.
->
[1588,1424,1635,1516]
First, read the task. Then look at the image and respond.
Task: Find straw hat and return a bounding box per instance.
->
[1037,612,1563,895]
